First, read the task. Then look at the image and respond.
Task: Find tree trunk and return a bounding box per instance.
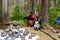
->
[31,0,35,13]
[54,0,56,7]
[27,0,30,10]
[0,0,3,23]
[39,0,42,14]
[18,0,20,13]
[14,0,16,6]
[42,0,49,24]
[4,0,10,22]
[49,0,51,8]
[39,0,42,6]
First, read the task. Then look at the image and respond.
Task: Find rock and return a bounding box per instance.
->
[0,25,39,40]
[31,33,36,37]
[5,36,14,40]
[20,35,26,40]
[23,29,29,36]
[1,31,7,37]
[28,35,32,39]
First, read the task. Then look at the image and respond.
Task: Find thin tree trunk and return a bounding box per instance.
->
[31,0,35,13]
[14,0,16,6]
[49,0,51,8]
[18,0,20,13]
[4,0,10,22]
[42,0,49,24]
[0,0,3,23]
[39,0,42,6]
[54,0,56,7]
[27,0,30,10]
[39,0,42,13]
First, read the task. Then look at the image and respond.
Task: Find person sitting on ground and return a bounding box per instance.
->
[24,11,35,26]
[38,16,43,28]
[34,21,40,31]
[36,13,43,28]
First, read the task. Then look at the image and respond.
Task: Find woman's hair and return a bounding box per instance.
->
[30,11,33,14]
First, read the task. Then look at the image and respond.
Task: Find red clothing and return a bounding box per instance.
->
[27,15,34,19]
[26,14,34,26]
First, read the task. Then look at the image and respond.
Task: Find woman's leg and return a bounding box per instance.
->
[26,20,30,26]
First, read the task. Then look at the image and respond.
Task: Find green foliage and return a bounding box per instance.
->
[49,7,57,28]
[36,6,42,13]
[49,7,60,28]
[10,4,27,25]
[11,4,20,21]
[2,0,60,27]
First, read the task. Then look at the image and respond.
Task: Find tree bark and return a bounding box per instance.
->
[39,0,42,6]
[27,0,30,10]
[0,0,3,23]
[54,0,56,7]
[4,0,10,22]
[31,0,35,13]
[18,0,20,13]
[42,0,49,24]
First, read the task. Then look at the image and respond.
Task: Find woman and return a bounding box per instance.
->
[24,11,35,26]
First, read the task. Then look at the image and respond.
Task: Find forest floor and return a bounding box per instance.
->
[24,27,52,40]
[24,26,60,40]
[0,22,60,40]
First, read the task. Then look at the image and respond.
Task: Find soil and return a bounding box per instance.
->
[24,27,53,40]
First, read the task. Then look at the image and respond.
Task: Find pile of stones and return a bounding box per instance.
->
[0,24,39,40]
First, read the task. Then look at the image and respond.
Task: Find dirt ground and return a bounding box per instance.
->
[24,27,53,40]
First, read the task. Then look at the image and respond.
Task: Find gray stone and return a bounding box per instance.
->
[5,36,14,40]
[1,31,7,37]
[23,29,29,36]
